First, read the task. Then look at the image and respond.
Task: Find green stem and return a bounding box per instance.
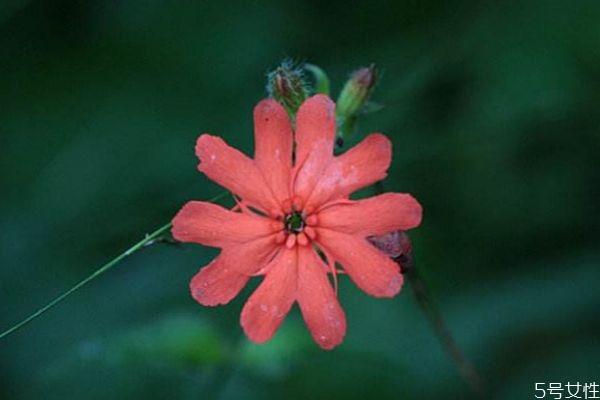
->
[0,192,228,340]
[404,265,486,398]
[0,223,171,340]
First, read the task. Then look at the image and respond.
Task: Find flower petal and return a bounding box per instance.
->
[293,95,336,201]
[306,133,392,210]
[196,134,278,212]
[297,246,346,350]
[294,95,336,165]
[190,236,279,306]
[172,201,277,248]
[317,229,403,298]
[240,248,297,343]
[317,193,422,237]
[253,99,293,204]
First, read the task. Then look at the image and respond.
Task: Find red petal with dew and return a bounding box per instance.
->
[317,228,403,298]
[297,246,346,350]
[253,99,293,205]
[240,248,298,343]
[318,193,422,237]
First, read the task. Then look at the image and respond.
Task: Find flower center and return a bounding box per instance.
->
[274,196,318,248]
[285,211,305,233]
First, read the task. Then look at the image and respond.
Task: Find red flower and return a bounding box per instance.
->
[172,95,422,349]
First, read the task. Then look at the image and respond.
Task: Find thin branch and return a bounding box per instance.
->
[0,191,229,340]
[0,222,172,340]
[394,235,486,398]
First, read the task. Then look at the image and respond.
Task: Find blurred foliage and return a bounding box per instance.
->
[1,1,599,399]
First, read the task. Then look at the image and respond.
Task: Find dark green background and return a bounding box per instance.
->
[1,1,598,399]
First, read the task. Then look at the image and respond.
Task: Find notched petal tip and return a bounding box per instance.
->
[171,201,200,242]
[309,308,347,350]
[364,132,392,154]
[189,265,234,307]
[195,133,219,170]
[316,333,346,350]
[356,133,392,174]
[379,272,403,298]
[241,323,271,344]
[253,98,287,119]
[298,94,335,120]
[189,277,224,307]
[240,303,284,344]
[402,193,424,228]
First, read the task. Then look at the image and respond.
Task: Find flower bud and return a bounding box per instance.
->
[336,64,378,119]
[266,60,310,117]
[368,230,414,273]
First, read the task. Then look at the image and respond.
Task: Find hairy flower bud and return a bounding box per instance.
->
[266,60,310,117]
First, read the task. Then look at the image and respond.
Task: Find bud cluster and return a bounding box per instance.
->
[266,60,379,145]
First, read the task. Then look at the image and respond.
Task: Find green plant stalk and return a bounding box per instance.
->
[0,192,228,340]
[0,223,171,340]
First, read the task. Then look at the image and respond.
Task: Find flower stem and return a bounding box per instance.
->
[0,192,228,341]
[397,253,486,398]
[371,183,485,396]
[0,223,171,340]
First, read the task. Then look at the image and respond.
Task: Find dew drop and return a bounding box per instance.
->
[270,305,282,318]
